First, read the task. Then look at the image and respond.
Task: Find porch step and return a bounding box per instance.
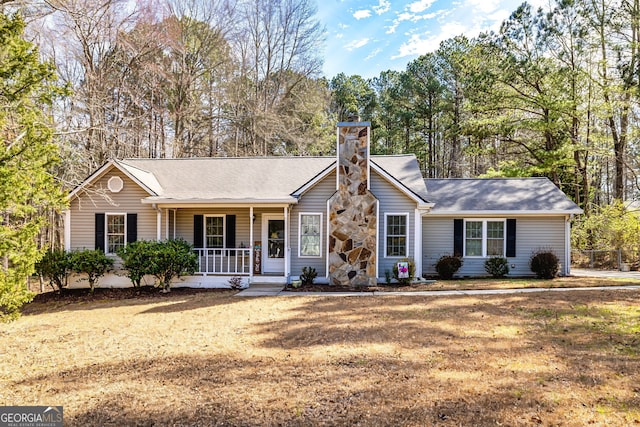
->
[235,283,284,297]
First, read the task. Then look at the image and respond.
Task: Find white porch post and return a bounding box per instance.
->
[284,205,289,280]
[155,206,161,241]
[164,209,169,240]
[565,215,571,276]
[63,210,71,251]
[414,209,422,279]
[249,206,254,284]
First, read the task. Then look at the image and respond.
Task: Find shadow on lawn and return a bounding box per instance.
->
[12,291,640,426]
[12,352,586,426]
[23,287,238,315]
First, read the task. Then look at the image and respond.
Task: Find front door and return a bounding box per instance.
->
[262,214,285,274]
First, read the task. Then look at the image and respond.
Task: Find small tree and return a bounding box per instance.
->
[117,241,154,287]
[147,239,198,292]
[70,249,113,292]
[35,249,71,292]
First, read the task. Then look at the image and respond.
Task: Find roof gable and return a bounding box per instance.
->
[68,159,160,200]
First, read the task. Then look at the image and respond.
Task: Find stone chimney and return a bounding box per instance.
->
[327,121,378,286]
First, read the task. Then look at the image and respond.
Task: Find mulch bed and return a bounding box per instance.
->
[30,286,229,305]
[284,282,434,292]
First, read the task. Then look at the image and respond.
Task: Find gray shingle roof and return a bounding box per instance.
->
[116,155,429,205]
[425,178,582,214]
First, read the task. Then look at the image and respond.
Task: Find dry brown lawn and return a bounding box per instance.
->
[1,283,639,426]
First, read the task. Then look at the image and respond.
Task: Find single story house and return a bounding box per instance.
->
[65,122,582,288]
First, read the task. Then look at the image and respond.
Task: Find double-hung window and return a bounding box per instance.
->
[299,213,322,257]
[106,213,126,254]
[464,219,505,257]
[385,213,408,257]
[205,216,225,248]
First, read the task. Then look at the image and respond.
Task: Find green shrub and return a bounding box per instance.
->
[35,249,71,292]
[392,258,416,285]
[146,239,198,292]
[529,250,559,279]
[484,257,509,278]
[70,249,113,292]
[300,266,318,286]
[435,255,462,280]
[117,241,155,287]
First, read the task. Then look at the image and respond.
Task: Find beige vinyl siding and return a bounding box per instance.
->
[69,169,156,250]
[422,216,568,277]
[290,170,337,277]
[371,172,417,277]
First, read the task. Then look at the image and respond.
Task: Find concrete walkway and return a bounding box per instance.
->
[235,281,640,297]
[571,268,640,280]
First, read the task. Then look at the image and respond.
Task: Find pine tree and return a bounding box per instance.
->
[0,12,66,320]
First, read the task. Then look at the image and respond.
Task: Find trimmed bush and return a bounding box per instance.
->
[529,250,559,279]
[117,241,155,287]
[70,249,113,292]
[146,239,198,292]
[435,255,462,280]
[484,257,509,278]
[392,258,416,285]
[35,249,71,292]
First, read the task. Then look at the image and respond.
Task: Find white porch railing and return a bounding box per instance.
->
[194,248,251,275]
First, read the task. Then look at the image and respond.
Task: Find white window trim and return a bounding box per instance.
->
[105,212,127,255]
[384,212,409,258]
[204,214,226,249]
[298,212,323,258]
[463,218,506,258]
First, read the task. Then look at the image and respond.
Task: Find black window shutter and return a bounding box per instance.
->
[226,215,236,248]
[95,213,105,252]
[506,219,516,257]
[453,219,463,257]
[194,215,204,248]
[127,214,137,243]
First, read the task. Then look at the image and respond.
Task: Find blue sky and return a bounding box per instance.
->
[316,0,546,79]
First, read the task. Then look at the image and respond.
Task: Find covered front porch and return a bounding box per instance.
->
[149,203,293,285]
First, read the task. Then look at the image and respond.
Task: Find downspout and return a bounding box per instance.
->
[414,209,422,279]
[565,214,573,276]
[249,206,254,285]
[152,204,162,241]
[284,205,290,282]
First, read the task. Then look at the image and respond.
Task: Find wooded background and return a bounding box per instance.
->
[3,0,640,245]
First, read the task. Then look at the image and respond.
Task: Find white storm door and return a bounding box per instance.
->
[262,214,285,273]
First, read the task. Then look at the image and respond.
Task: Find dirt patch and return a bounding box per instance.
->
[3,287,639,426]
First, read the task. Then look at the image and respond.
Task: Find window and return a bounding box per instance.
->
[299,213,322,257]
[464,219,505,257]
[106,214,126,254]
[385,213,408,257]
[205,216,224,248]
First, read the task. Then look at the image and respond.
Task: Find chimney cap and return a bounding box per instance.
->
[337,121,371,127]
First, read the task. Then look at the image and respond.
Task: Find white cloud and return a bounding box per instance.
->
[344,38,370,51]
[408,0,436,13]
[465,0,500,14]
[365,48,383,60]
[353,9,372,20]
[392,21,467,58]
[373,0,391,15]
